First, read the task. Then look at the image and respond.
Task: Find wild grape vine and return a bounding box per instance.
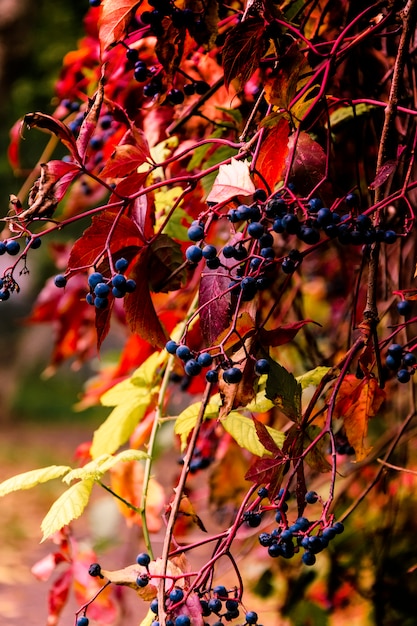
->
[1,1,417,624]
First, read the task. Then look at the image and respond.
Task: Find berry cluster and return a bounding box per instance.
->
[54,258,136,308]
[250,488,345,567]
[385,343,416,383]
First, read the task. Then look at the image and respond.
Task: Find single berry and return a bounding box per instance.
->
[248,222,265,239]
[112,274,127,290]
[245,610,258,624]
[27,236,42,249]
[213,585,228,598]
[258,532,272,547]
[88,563,102,577]
[184,83,196,96]
[86,293,94,305]
[397,300,411,316]
[397,368,411,383]
[169,587,184,603]
[302,551,316,566]
[150,598,159,614]
[5,240,20,255]
[384,230,397,244]
[388,343,403,357]
[126,48,139,62]
[187,224,205,241]
[345,192,359,207]
[195,80,210,94]
[223,245,235,258]
[254,189,267,202]
[260,246,275,259]
[308,197,323,211]
[305,491,318,504]
[322,527,336,540]
[332,521,344,534]
[176,345,192,361]
[94,282,110,297]
[136,552,151,567]
[268,543,281,557]
[206,257,221,269]
[175,616,190,626]
[89,0,101,6]
[184,359,202,377]
[0,242,6,255]
[295,516,310,530]
[245,512,262,527]
[94,296,108,309]
[255,358,270,375]
[282,258,295,274]
[223,367,243,384]
[202,244,217,260]
[88,272,104,288]
[208,598,222,613]
[225,599,239,611]
[125,279,136,292]
[282,213,300,234]
[186,245,203,263]
[166,340,179,354]
[200,600,211,616]
[259,232,274,248]
[257,486,268,499]
[308,535,324,553]
[115,258,129,273]
[54,274,67,288]
[136,574,149,587]
[402,352,416,367]
[0,289,10,301]
[206,369,219,383]
[76,617,89,626]
[197,352,213,367]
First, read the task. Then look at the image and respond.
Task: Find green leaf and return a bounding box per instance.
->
[265,360,302,421]
[296,366,332,389]
[91,397,151,459]
[221,412,285,457]
[0,465,71,497]
[41,478,95,541]
[174,402,220,449]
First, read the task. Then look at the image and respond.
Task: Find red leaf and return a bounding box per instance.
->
[369,159,397,190]
[76,78,105,161]
[24,112,81,162]
[260,319,319,347]
[223,16,265,89]
[244,456,287,498]
[95,296,115,350]
[99,0,140,51]
[253,418,283,455]
[68,210,144,271]
[101,141,151,179]
[47,568,73,625]
[254,118,290,191]
[113,171,150,198]
[124,247,168,348]
[287,131,327,194]
[199,235,243,345]
[7,119,22,173]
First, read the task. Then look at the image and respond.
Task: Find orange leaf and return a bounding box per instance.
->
[255,117,290,192]
[99,0,140,51]
[332,374,385,461]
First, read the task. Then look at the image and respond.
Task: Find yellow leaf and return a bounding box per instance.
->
[245,385,274,413]
[101,351,164,406]
[296,366,332,389]
[41,478,95,541]
[174,402,220,450]
[63,450,148,484]
[221,412,285,457]
[91,398,151,459]
[139,609,155,626]
[0,465,71,497]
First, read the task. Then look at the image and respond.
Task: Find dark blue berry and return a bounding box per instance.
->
[166,340,179,354]
[282,213,300,234]
[245,512,262,527]
[257,487,268,499]
[206,257,221,269]
[94,282,110,297]
[125,279,136,292]
[253,188,267,202]
[397,368,411,383]
[305,491,318,504]
[223,367,243,384]
[208,598,222,613]
[397,300,411,316]
[299,226,320,245]
[0,289,10,301]
[126,48,139,62]
[197,352,213,367]
[268,543,281,557]
[175,616,190,626]
[240,276,257,301]
[247,222,264,239]
[184,359,202,376]
[89,0,101,6]
[384,230,397,244]
[402,352,416,367]
[54,274,67,288]
[260,247,275,259]
[272,218,284,233]
[76,617,89,626]
[186,245,203,263]
[255,358,270,375]
[308,535,324,553]
[202,244,217,259]
[388,343,403,357]
[227,209,240,223]
[112,287,125,298]
[112,274,127,290]
[94,296,108,309]
[0,242,6,255]
[245,610,258,624]
[195,80,210,94]
[322,527,336,540]
[206,369,219,383]
[136,574,149,587]
[169,587,184,603]
[281,258,295,274]
[187,224,205,241]
[27,236,42,249]
[213,585,228,598]
[176,345,192,361]
[184,83,196,96]
[6,240,20,255]
[223,245,235,258]
[115,258,129,273]
[150,598,159,613]
[345,192,359,207]
[136,552,151,567]
[302,551,316,565]
[225,599,239,611]
[332,521,344,534]
[308,197,323,211]
[168,89,185,105]
[200,600,211,616]
[258,532,272,546]
[86,292,94,304]
[295,516,310,530]
[88,272,104,288]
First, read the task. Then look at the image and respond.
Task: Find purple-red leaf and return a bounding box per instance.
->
[77,78,105,162]
[223,16,265,89]
[260,319,319,348]
[287,131,327,194]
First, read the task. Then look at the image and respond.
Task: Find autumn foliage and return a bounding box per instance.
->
[2,0,417,624]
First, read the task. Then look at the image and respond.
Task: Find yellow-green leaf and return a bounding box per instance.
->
[139,609,156,626]
[91,397,151,459]
[174,402,220,450]
[221,412,285,457]
[245,386,274,413]
[41,478,94,541]
[0,465,71,497]
[296,366,332,389]
[101,352,164,407]
[63,450,148,484]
